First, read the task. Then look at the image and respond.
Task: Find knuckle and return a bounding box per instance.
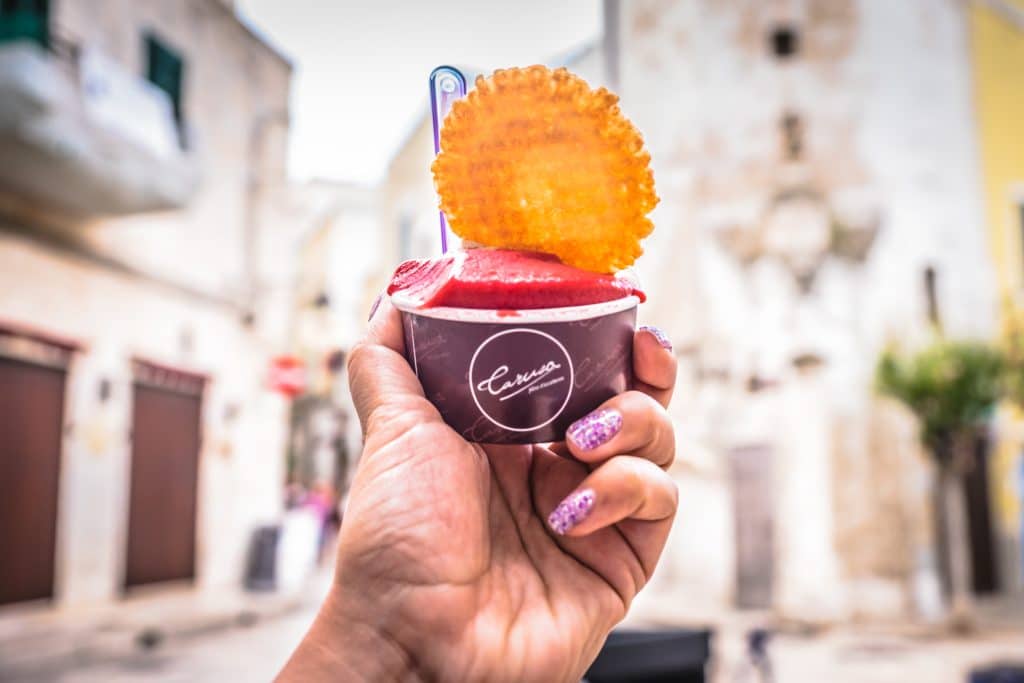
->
[365,394,439,440]
[622,389,660,413]
[612,456,648,494]
[667,477,680,508]
[346,341,376,379]
[655,415,676,468]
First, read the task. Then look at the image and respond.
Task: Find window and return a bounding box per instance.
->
[0,0,49,48]
[144,32,186,147]
[770,25,799,59]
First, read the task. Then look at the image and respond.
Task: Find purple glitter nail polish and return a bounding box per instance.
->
[567,408,623,451]
[548,489,596,535]
[639,325,672,352]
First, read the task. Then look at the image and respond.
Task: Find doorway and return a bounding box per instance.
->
[730,444,776,609]
[124,361,204,589]
[0,356,66,605]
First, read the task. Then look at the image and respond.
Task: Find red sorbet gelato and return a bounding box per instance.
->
[387,248,645,310]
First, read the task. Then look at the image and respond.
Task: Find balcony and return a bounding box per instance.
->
[0,39,198,217]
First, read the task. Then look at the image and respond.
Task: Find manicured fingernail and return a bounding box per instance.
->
[640,325,672,352]
[367,293,383,321]
[548,489,596,535]
[567,408,623,451]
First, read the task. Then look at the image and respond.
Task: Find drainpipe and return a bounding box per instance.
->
[602,0,621,90]
[242,109,290,325]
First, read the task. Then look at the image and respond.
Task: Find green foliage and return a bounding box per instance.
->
[875,340,1004,454]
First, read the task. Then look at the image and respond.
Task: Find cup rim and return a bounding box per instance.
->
[390,294,640,323]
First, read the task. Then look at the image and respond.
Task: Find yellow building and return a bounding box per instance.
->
[970,0,1024,591]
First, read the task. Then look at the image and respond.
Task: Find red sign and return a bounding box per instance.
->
[268,355,306,397]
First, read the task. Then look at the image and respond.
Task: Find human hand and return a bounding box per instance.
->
[279,299,678,682]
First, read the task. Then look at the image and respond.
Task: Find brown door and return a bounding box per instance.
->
[124,372,203,589]
[0,357,66,605]
[730,445,775,609]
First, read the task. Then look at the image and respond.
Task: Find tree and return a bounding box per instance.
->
[875,340,1004,630]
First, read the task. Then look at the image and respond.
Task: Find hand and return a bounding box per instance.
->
[279,299,678,682]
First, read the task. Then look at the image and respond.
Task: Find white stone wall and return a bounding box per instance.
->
[617,0,995,621]
[0,0,295,608]
[52,0,292,299]
[0,235,288,606]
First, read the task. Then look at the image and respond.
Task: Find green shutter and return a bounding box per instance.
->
[145,33,184,124]
[0,0,50,49]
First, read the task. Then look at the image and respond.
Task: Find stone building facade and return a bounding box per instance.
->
[0,0,296,609]
[615,0,1004,622]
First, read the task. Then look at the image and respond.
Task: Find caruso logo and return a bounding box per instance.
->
[469,328,574,432]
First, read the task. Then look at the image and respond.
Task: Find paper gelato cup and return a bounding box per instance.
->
[392,294,638,444]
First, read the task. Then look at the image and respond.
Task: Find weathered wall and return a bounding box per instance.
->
[0,0,294,607]
[970,0,1024,595]
[0,234,289,605]
[48,0,292,298]
[617,0,995,621]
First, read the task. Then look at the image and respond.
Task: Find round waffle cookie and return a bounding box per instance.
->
[432,66,658,273]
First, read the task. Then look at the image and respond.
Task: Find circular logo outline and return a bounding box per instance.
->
[468,328,574,432]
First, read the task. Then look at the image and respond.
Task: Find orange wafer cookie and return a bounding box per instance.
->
[432,66,658,273]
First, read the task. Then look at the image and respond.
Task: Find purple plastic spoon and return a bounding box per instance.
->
[429,66,468,253]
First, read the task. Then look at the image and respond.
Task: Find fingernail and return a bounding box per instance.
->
[567,408,623,451]
[548,488,596,535]
[367,293,383,321]
[640,325,672,352]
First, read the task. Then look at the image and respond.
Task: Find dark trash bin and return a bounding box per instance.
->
[244,524,280,591]
[584,628,713,683]
[970,664,1024,683]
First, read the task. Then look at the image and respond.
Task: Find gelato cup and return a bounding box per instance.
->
[392,293,638,444]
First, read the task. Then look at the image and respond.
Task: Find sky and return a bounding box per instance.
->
[236,1,602,185]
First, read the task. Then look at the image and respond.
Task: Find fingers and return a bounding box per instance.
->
[633,325,676,408]
[546,455,677,538]
[349,296,437,439]
[564,391,675,468]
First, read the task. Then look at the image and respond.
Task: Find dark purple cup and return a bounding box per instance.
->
[392,295,638,444]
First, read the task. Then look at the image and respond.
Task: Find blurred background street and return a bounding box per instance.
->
[1,0,1024,681]
[2,569,1022,683]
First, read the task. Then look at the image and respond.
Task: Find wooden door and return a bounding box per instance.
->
[0,357,65,605]
[730,445,775,609]
[124,364,203,589]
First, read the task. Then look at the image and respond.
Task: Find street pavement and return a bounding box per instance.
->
[715,623,1024,683]
[4,594,1024,682]
[4,608,312,683]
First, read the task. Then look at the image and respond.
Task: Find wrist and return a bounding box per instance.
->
[277,588,420,682]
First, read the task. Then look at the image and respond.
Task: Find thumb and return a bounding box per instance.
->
[347,296,440,440]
